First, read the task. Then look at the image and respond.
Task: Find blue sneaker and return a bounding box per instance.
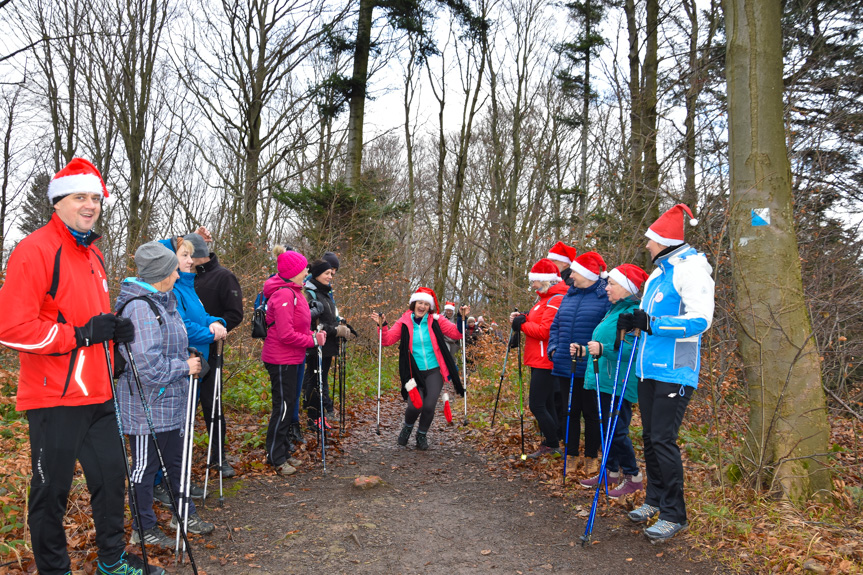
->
[644,519,688,543]
[98,551,166,575]
[627,503,659,524]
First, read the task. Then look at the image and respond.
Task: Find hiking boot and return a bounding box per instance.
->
[582,456,600,476]
[98,551,165,575]
[170,511,215,535]
[628,503,660,524]
[644,519,688,543]
[217,460,236,479]
[608,474,644,499]
[416,431,429,451]
[290,422,305,445]
[276,461,297,475]
[287,456,302,468]
[579,472,621,489]
[153,482,171,505]
[129,526,173,547]
[526,445,562,459]
[397,424,413,446]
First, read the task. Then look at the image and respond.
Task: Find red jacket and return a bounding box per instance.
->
[380,311,462,383]
[0,214,113,410]
[521,282,568,369]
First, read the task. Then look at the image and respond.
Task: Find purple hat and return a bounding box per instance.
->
[277,250,308,279]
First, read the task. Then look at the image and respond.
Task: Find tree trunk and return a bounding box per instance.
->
[344,0,374,188]
[575,0,591,242]
[682,0,699,211]
[725,0,832,502]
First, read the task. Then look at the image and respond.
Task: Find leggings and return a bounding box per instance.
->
[264,362,300,467]
[404,368,444,433]
[528,367,559,447]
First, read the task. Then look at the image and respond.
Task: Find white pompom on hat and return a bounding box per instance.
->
[48,158,109,204]
[528,258,562,283]
[570,251,608,282]
[645,203,698,246]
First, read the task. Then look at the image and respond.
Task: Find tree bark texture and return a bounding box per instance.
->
[344,0,374,188]
[724,0,831,501]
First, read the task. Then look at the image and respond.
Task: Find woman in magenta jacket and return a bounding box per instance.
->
[261,250,325,475]
[369,287,463,451]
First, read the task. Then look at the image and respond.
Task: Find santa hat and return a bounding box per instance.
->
[48,158,109,204]
[547,241,577,266]
[645,203,698,246]
[409,287,440,313]
[608,264,649,295]
[528,258,562,283]
[444,301,456,312]
[571,252,608,282]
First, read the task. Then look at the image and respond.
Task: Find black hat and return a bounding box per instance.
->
[322,251,340,270]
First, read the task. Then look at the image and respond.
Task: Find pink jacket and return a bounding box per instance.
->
[261,276,315,365]
[381,311,462,382]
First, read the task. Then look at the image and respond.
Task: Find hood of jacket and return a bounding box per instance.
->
[116,277,177,313]
[264,274,298,298]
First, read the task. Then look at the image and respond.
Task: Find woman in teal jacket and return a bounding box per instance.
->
[580,264,649,498]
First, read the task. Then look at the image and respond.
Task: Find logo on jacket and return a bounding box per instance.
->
[654,292,663,302]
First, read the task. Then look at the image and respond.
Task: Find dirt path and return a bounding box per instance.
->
[175,398,728,575]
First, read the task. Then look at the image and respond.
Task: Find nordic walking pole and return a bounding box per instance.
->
[562,355,579,487]
[491,308,517,428]
[102,342,152,574]
[517,331,526,461]
[178,347,201,562]
[339,318,347,434]
[460,303,469,425]
[376,312,383,435]
[315,324,327,473]
[203,339,224,506]
[581,330,640,546]
[124,343,198,574]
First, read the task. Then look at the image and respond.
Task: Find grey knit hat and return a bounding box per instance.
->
[185,233,209,258]
[135,241,179,283]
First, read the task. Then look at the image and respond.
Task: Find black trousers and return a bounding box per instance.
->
[404,367,444,433]
[557,376,601,457]
[128,429,191,530]
[265,362,300,467]
[303,353,334,421]
[640,378,693,524]
[27,401,127,575]
[198,355,227,459]
[528,367,559,447]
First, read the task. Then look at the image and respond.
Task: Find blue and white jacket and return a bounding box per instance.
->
[115,279,191,435]
[637,244,714,389]
[547,279,611,379]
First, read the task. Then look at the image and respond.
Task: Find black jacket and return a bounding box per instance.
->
[304,278,339,357]
[194,253,244,332]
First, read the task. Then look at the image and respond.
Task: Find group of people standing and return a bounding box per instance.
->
[509,205,714,543]
[0,156,714,574]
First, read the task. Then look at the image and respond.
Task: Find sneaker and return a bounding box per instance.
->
[217,460,236,479]
[526,445,562,459]
[313,417,332,431]
[287,456,302,467]
[644,519,688,543]
[397,424,413,446]
[628,503,660,524]
[416,431,429,451]
[608,474,644,499]
[276,461,297,475]
[153,482,171,505]
[170,511,215,535]
[579,472,621,489]
[98,551,165,575]
[129,526,173,547]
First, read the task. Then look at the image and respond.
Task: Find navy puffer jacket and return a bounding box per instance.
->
[547,279,611,378]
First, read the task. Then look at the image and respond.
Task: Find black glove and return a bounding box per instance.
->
[508,329,521,349]
[309,300,325,320]
[198,356,210,379]
[511,314,527,332]
[75,313,118,347]
[617,313,635,334]
[632,309,652,334]
[114,316,135,344]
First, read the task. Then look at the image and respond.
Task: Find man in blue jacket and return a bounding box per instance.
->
[618,204,714,543]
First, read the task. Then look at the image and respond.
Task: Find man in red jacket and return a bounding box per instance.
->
[0,159,163,575]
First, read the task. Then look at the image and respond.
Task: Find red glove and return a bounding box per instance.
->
[443,393,453,424]
[315,331,327,347]
[405,379,423,409]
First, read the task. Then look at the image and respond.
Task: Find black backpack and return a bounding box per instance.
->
[113,296,164,377]
[251,287,296,339]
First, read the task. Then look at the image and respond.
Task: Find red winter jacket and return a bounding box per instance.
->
[520,282,568,369]
[0,214,113,410]
[380,311,462,383]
